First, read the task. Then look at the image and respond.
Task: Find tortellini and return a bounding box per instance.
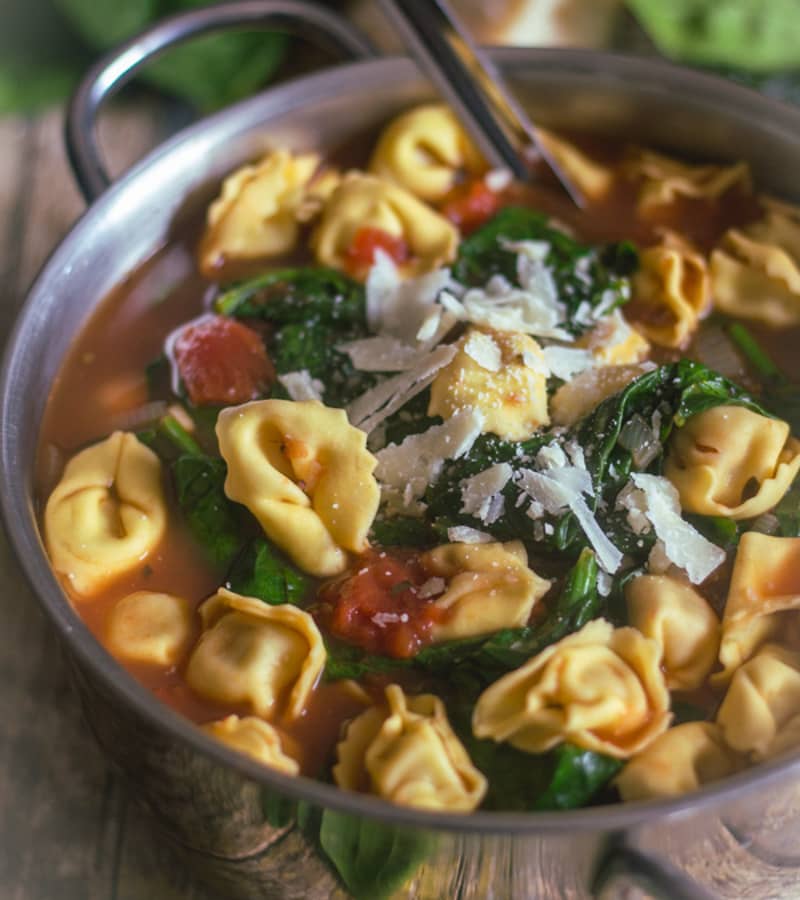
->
[44,431,167,597]
[712,199,800,326]
[628,232,711,348]
[186,588,325,719]
[717,644,800,760]
[575,309,650,365]
[310,172,458,276]
[665,406,800,520]
[550,363,653,427]
[537,129,614,201]
[421,541,550,642]
[369,103,485,202]
[202,715,300,776]
[615,723,742,802]
[717,533,800,681]
[216,399,380,577]
[198,150,321,276]
[625,575,719,691]
[472,619,671,759]
[333,684,487,812]
[428,328,549,440]
[106,591,192,666]
[624,147,751,211]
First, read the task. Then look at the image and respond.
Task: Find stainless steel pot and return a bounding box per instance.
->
[4,3,800,898]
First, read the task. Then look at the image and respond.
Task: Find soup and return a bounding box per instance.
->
[37,103,800,812]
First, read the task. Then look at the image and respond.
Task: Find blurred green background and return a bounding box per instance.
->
[2,0,800,115]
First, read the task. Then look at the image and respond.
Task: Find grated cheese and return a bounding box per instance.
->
[542,346,596,381]
[277,370,325,402]
[629,473,725,584]
[338,335,425,372]
[463,331,503,372]
[447,526,494,544]
[460,462,513,525]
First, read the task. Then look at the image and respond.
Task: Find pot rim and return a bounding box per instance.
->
[5,46,800,835]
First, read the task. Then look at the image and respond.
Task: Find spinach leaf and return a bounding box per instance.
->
[370,514,438,549]
[533,745,622,810]
[774,479,800,537]
[452,206,637,335]
[227,539,312,605]
[318,810,433,900]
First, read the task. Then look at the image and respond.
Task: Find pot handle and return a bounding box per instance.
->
[65,0,377,203]
[592,837,719,900]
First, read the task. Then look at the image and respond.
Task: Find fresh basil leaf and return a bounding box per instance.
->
[318,810,433,900]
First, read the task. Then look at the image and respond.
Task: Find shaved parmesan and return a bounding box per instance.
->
[347,344,456,435]
[629,473,725,584]
[277,370,324,402]
[418,577,446,598]
[460,462,513,525]
[375,408,484,512]
[338,335,423,372]
[542,346,596,381]
[464,331,502,372]
[365,251,452,341]
[447,526,493,544]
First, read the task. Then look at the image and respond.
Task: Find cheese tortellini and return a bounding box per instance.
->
[629,233,711,348]
[216,399,380,577]
[44,431,167,597]
[106,591,192,667]
[624,147,751,211]
[717,533,800,681]
[717,645,800,760]
[421,541,550,642]
[198,150,321,276]
[202,715,300,776]
[472,619,671,759]
[712,199,800,326]
[536,129,614,201]
[186,588,325,720]
[333,684,487,812]
[550,363,653,427]
[428,328,549,440]
[665,406,800,520]
[616,723,742,802]
[369,103,485,202]
[311,172,458,276]
[625,575,719,691]
[575,309,650,366]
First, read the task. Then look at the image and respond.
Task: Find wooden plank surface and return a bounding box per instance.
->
[0,105,215,900]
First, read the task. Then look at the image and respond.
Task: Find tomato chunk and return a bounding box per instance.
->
[173,315,275,406]
[314,550,444,659]
[344,227,409,277]
[441,178,501,233]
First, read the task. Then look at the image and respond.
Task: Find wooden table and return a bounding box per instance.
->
[0,104,216,900]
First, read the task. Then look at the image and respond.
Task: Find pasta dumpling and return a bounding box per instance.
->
[624,147,751,211]
[550,363,653,427]
[202,715,300,775]
[472,619,671,759]
[369,103,485,202]
[628,232,711,348]
[428,328,549,440]
[615,723,742,801]
[717,533,800,681]
[44,431,167,597]
[333,684,486,812]
[717,644,800,760]
[536,129,614,201]
[106,591,192,666]
[421,541,550,642]
[625,574,719,691]
[198,150,321,276]
[575,309,650,365]
[665,406,800,520]
[186,588,325,719]
[216,399,380,577]
[311,172,458,276]
[712,199,800,326]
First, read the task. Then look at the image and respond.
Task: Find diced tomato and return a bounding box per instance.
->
[173,315,275,406]
[344,227,409,277]
[314,550,444,659]
[441,178,502,233]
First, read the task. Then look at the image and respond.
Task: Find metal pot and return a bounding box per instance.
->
[4,3,800,897]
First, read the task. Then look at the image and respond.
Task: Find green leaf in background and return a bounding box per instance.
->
[0,58,77,114]
[626,0,800,72]
[54,0,156,46]
[318,810,433,900]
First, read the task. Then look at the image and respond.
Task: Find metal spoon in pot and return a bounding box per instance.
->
[376,0,586,208]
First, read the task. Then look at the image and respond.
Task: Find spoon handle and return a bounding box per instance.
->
[377,0,585,207]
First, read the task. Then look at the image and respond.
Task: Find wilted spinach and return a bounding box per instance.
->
[227,538,312,605]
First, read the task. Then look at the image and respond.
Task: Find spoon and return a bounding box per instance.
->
[376,0,586,207]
